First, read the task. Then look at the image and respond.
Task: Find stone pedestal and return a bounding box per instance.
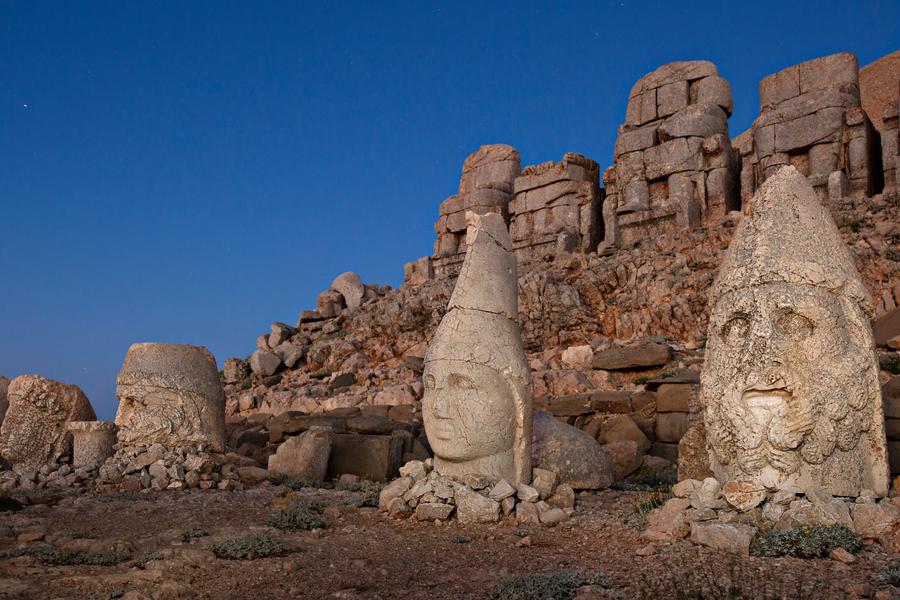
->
[68,421,118,469]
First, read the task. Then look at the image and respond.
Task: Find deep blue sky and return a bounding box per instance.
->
[1,2,897,420]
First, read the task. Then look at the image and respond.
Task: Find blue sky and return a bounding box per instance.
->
[1,1,897,419]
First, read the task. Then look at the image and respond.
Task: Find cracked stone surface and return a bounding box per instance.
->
[115,343,226,452]
[423,211,533,486]
[700,166,889,497]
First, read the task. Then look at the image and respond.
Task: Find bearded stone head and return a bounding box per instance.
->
[700,166,889,497]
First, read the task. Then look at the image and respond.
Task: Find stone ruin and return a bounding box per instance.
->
[509,153,602,261]
[882,81,899,195]
[0,375,96,470]
[603,60,740,247]
[740,52,884,203]
[423,144,521,280]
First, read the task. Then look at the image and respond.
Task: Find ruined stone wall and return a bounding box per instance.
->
[742,52,884,202]
[603,61,740,248]
[882,84,899,195]
[509,153,603,263]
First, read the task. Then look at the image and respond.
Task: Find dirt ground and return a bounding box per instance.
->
[0,485,897,600]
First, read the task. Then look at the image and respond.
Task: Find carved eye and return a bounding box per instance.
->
[775,310,814,340]
[424,374,436,390]
[721,315,750,345]
[447,373,475,390]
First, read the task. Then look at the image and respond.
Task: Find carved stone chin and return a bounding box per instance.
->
[699,166,889,497]
[422,211,533,487]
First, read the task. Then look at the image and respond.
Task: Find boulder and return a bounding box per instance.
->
[378,476,413,511]
[0,376,9,426]
[267,428,333,481]
[222,359,250,384]
[722,480,766,512]
[415,502,454,521]
[532,410,614,489]
[115,343,226,452]
[561,345,593,370]
[598,414,651,451]
[249,349,282,377]
[690,522,756,554]
[327,432,404,481]
[601,440,643,481]
[454,486,500,523]
[592,342,672,370]
[0,375,96,469]
[331,272,366,310]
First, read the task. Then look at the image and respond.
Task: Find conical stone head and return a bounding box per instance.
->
[700,166,888,496]
[423,212,533,486]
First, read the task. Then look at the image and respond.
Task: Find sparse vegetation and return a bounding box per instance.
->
[1,544,131,566]
[880,354,900,375]
[267,499,326,531]
[210,532,287,560]
[876,559,900,587]
[489,570,609,600]
[343,482,383,508]
[618,491,670,529]
[0,495,24,512]
[181,527,211,542]
[615,468,676,492]
[452,533,471,544]
[839,217,865,232]
[84,588,125,600]
[750,524,862,558]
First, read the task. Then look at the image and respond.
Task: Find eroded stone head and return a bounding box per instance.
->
[700,166,889,496]
[115,343,225,452]
[423,212,533,486]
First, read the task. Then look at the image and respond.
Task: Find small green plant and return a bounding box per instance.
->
[880,354,900,375]
[750,524,862,558]
[876,559,900,587]
[85,588,125,600]
[887,248,900,262]
[839,217,865,233]
[267,500,326,531]
[451,533,471,544]
[130,550,165,569]
[618,491,670,530]
[181,528,210,542]
[615,468,676,492]
[342,482,383,508]
[1,545,131,566]
[489,571,609,600]
[209,532,286,560]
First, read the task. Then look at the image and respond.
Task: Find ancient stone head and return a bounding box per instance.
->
[115,343,226,452]
[700,166,888,496]
[423,212,533,486]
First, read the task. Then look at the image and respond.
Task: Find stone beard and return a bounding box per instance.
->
[703,283,882,494]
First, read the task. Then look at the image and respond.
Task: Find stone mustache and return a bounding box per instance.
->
[700,165,889,497]
[422,211,533,486]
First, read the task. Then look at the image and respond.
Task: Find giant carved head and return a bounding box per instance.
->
[700,166,888,496]
[422,212,533,486]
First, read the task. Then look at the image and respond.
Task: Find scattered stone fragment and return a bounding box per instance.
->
[267,428,333,481]
[488,479,516,501]
[454,486,500,524]
[722,480,766,512]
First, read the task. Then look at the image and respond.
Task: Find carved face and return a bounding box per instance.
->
[703,282,875,485]
[422,360,516,462]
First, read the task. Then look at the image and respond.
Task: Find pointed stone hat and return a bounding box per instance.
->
[425,211,532,484]
[711,166,873,317]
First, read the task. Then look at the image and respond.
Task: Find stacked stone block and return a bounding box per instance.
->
[603,61,740,247]
[742,52,884,202]
[430,144,521,278]
[509,153,602,262]
[882,84,899,196]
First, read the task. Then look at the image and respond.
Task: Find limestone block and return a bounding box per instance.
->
[67,421,117,469]
[598,414,651,451]
[773,108,843,153]
[691,76,733,115]
[249,349,281,376]
[0,375,96,469]
[620,180,649,212]
[532,411,613,490]
[656,80,689,117]
[592,342,671,370]
[656,412,690,443]
[643,137,704,180]
[690,522,756,554]
[316,289,345,319]
[424,212,532,486]
[331,272,365,310]
[614,125,659,157]
[268,428,333,481]
[616,151,645,184]
[454,485,500,523]
[115,343,226,452]
[328,432,404,481]
[630,61,718,97]
[458,144,520,195]
[798,52,859,98]
[638,90,657,125]
[700,166,889,497]
[760,65,800,108]
[755,125,775,158]
[706,168,737,218]
[601,440,642,481]
[808,143,838,176]
[658,104,728,141]
[657,383,693,413]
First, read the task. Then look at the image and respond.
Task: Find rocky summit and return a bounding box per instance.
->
[1,48,899,599]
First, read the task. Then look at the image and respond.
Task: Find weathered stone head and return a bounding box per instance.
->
[0,375,96,469]
[700,166,889,496]
[115,343,225,452]
[423,212,533,486]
